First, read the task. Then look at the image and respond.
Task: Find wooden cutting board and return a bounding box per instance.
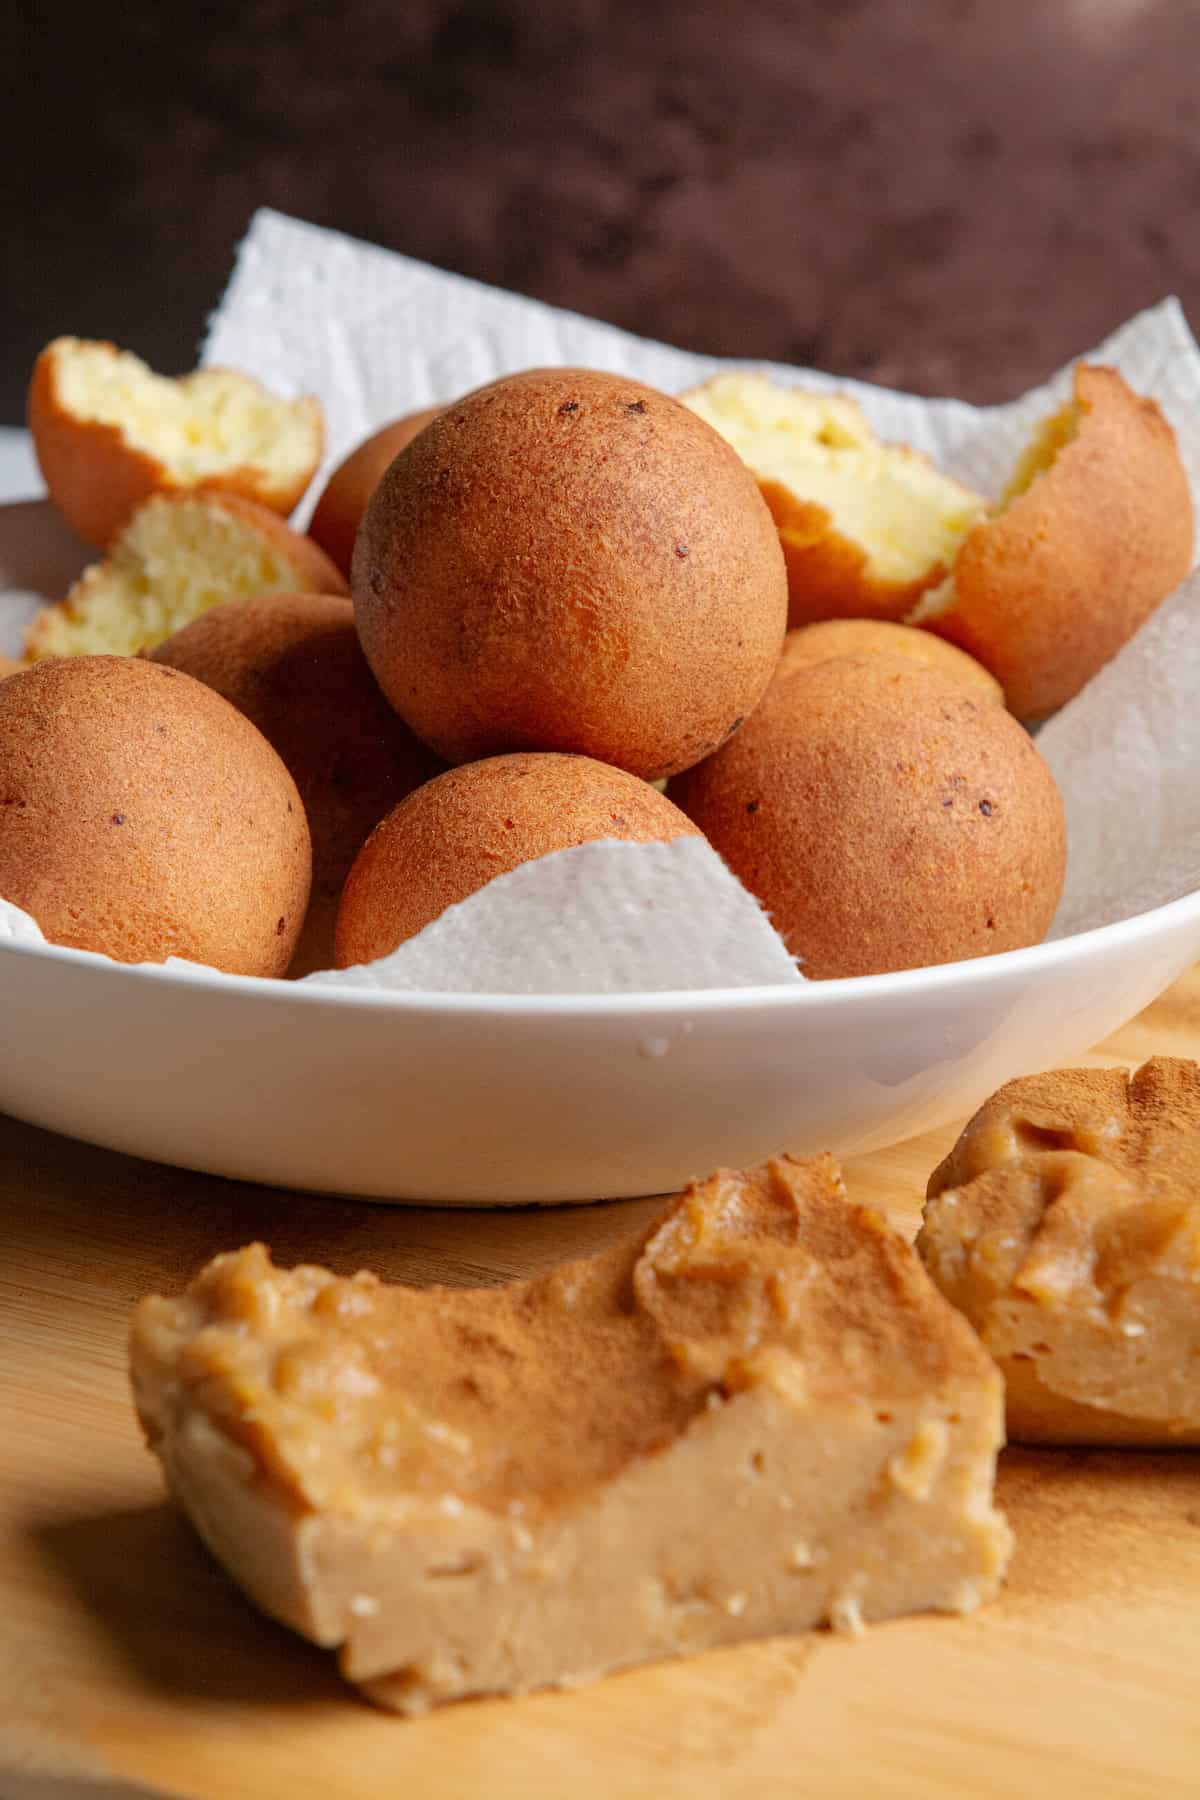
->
[3,976,1199,1800]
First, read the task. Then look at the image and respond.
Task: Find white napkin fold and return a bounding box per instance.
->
[0,839,803,994]
[300,837,803,994]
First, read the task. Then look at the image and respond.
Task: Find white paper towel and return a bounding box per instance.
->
[3,207,1200,991]
[1037,569,1200,937]
[0,839,802,993]
[301,837,803,994]
[205,210,1200,522]
[0,895,47,947]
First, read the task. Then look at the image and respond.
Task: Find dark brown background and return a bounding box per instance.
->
[9,0,1200,424]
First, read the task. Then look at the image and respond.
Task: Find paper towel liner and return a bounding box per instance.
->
[207,210,1200,512]
[302,837,804,994]
[0,838,804,993]
[2,208,1199,987]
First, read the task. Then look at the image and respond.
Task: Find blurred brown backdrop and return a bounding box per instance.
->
[9,0,1200,423]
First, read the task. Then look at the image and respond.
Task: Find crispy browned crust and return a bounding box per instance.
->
[920,365,1195,719]
[352,368,788,781]
[760,480,955,628]
[775,619,1003,701]
[335,751,699,967]
[151,594,444,975]
[0,656,311,974]
[919,1057,1200,1445]
[308,409,441,577]
[28,342,324,549]
[671,653,1065,979]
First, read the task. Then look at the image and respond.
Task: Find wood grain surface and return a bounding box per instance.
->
[3,973,1199,1799]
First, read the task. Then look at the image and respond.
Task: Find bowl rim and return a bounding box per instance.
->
[3,885,1199,1019]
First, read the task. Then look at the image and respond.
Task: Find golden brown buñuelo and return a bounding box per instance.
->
[351,368,788,781]
[308,409,442,578]
[776,618,1002,703]
[335,751,698,968]
[151,594,444,975]
[671,654,1066,979]
[23,492,348,664]
[919,365,1194,720]
[0,656,311,975]
[27,340,323,550]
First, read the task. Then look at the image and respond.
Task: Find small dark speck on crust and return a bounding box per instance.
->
[986,916,996,930]
[111,812,125,825]
[287,801,293,813]
[276,917,286,936]
[979,799,994,816]
[675,542,689,559]
[558,400,579,416]
[942,796,954,807]
[610,813,628,829]
[746,800,759,814]
[503,817,515,830]
[369,570,386,596]
[625,399,647,414]
[726,716,744,740]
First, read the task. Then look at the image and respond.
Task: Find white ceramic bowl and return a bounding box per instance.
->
[2,889,1198,1204]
